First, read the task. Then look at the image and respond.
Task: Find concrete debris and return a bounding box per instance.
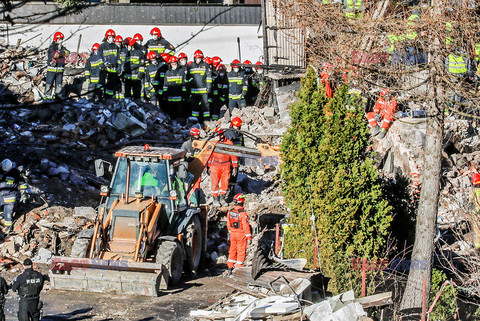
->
[191,282,371,321]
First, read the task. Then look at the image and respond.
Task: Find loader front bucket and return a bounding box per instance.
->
[49,257,169,296]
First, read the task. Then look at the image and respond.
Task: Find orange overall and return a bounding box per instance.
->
[366,97,398,129]
[208,138,238,197]
[227,206,252,268]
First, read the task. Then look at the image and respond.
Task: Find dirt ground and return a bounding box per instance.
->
[2,272,231,321]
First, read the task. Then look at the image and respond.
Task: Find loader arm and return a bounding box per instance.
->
[185,139,281,199]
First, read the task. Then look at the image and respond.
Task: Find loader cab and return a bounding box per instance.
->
[104,146,188,221]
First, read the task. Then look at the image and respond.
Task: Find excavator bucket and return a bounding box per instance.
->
[49,257,169,296]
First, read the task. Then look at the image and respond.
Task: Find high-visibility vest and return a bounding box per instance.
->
[448,54,467,74]
[475,43,480,61]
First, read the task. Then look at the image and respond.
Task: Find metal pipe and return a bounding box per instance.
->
[125,159,131,204]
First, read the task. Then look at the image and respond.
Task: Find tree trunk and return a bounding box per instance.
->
[399,76,444,319]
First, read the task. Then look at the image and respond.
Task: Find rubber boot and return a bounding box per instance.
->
[219,195,228,207]
[372,125,381,136]
[212,196,221,207]
[377,128,388,139]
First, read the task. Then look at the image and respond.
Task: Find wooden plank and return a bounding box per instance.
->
[272,311,307,320]
[355,291,393,308]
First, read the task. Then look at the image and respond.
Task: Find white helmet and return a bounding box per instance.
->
[1,159,13,172]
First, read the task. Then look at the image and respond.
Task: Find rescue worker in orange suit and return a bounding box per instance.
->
[208,128,238,207]
[365,89,398,139]
[320,62,333,98]
[225,117,244,197]
[225,193,252,276]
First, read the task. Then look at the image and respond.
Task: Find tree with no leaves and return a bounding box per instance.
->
[275,0,480,318]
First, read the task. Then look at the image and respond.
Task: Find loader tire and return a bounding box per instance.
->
[71,228,94,258]
[156,241,184,285]
[184,215,203,276]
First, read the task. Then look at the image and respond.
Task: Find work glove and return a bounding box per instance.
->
[232,167,238,177]
[247,238,252,246]
[374,113,381,123]
[227,234,230,242]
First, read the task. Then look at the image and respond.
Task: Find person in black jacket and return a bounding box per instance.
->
[145,27,175,57]
[44,32,69,100]
[84,43,105,102]
[0,159,27,228]
[163,56,186,119]
[98,29,120,99]
[11,259,45,321]
[124,39,145,100]
[187,49,212,122]
[0,274,8,321]
[210,64,229,121]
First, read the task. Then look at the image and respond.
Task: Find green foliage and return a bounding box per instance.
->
[281,68,393,296]
[429,269,457,321]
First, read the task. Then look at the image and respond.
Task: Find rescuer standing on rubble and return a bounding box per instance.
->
[187,50,212,122]
[469,172,480,250]
[210,64,229,121]
[84,43,105,102]
[0,159,27,228]
[99,29,120,99]
[228,60,248,114]
[45,32,69,100]
[225,117,244,197]
[208,128,238,207]
[144,51,162,108]
[182,127,202,206]
[163,55,186,120]
[123,38,145,100]
[11,259,45,321]
[225,193,252,276]
[365,89,398,139]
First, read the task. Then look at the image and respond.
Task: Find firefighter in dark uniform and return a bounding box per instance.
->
[45,32,69,100]
[98,29,120,99]
[210,64,229,121]
[84,43,105,102]
[0,159,27,228]
[146,27,175,57]
[124,39,145,100]
[227,60,247,114]
[144,51,163,108]
[163,56,186,119]
[187,49,212,122]
[11,259,45,321]
[0,274,8,321]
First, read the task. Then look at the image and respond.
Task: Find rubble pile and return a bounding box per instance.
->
[191,272,376,321]
[0,44,87,103]
[0,98,188,149]
[0,206,96,267]
[374,116,480,255]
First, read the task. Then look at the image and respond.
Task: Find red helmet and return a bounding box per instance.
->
[160,53,170,62]
[128,38,137,47]
[214,127,225,135]
[255,61,263,69]
[133,33,143,42]
[147,51,157,60]
[204,57,213,65]
[473,173,480,185]
[234,193,245,204]
[169,55,178,63]
[231,59,240,68]
[114,35,123,43]
[178,52,187,60]
[380,88,390,96]
[53,32,64,42]
[231,117,242,127]
[243,60,252,66]
[150,27,161,37]
[216,64,226,72]
[92,43,100,51]
[212,56,222,67]
[123,37,132,46]
[190,127,200,136]
[105,29,116,38]
[194,50,204,58]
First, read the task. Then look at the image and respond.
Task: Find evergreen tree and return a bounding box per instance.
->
[282,69,393,295]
